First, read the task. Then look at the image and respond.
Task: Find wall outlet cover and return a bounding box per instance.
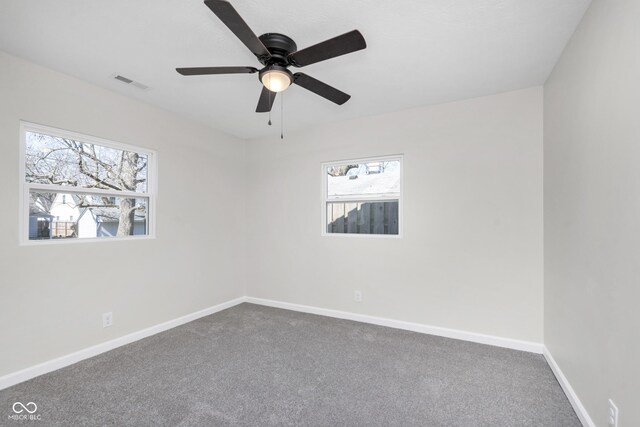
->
[102,312,113,328]
[354,290,362,302]
[608,399,619,427]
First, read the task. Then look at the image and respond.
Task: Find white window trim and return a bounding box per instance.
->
[321,154,403,238]
[19,121,158,245]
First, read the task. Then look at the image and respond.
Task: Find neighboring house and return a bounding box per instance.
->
[77,206,146,237]
[76,208,98,239]
[28,208,54,240]
[29,193,80,239]
[29,193,146,239]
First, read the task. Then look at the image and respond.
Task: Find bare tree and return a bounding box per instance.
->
[327,164,358,177]
[25,134,147,236]
[29,191,56,213]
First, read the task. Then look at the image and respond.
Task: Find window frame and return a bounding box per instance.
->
[321,154,403,238]
[19,121,157,245]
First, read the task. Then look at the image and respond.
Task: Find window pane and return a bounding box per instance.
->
[326,200,398,235]
[29,191,148,240]
[25,131,148,193]
[327,160,400,198]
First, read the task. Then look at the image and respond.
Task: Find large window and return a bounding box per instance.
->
[20,122,156,244]
[322,155,402,236]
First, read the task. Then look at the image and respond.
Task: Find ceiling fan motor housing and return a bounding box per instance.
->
[257,33,297,66]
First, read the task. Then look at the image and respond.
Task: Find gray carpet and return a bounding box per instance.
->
[1,303,580,426]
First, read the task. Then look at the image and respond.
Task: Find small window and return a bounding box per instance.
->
[322,156,402,236]
[21,122,156,243]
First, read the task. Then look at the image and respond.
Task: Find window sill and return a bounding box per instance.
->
[321,232,402,239]
[20,235,156,246]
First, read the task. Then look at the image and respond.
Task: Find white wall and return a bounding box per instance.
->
[246,87,544,343]
[0,51,246,377]
[544,1,640,425]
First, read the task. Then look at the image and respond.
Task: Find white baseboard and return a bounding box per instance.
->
[245,297,544,354]
[0,296,247,390]
[543,347,595,427]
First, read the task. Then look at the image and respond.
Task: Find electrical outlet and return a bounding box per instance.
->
[354,290,362,303]
[102,312,113,328]
[608,399,619,427]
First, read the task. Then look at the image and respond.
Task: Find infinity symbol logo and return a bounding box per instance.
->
[12,402,38,414]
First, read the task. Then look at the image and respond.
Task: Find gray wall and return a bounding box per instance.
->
[0,51,247,377]
[246,87,544,344]
[544,0,640,425]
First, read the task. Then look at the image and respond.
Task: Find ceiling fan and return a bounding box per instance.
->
[176,0,367,113]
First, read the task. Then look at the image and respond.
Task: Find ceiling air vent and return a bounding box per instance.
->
[112,74,149,90]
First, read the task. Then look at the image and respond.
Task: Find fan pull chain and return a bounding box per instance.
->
[268,75,272,126]
[280,91,284,140]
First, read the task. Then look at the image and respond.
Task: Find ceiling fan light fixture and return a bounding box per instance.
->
[260,66,292,92]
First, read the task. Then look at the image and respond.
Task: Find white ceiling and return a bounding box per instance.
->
[0,0,590,140]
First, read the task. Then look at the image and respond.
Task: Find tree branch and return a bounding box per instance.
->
[25,173,78,186]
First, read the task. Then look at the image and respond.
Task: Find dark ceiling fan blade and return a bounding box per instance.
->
[288,30,366,67]
[293,73,351,105]
[204,0,271,59]
[176,66,258,76]
[256,86,277,112]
